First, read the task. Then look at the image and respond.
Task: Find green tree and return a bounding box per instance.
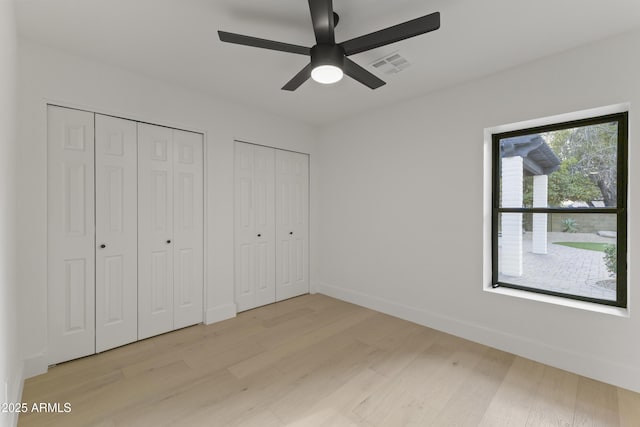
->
[524,154,601,207]
[525,124,616,207]
[546,123,618,207]
[547,158,602,206]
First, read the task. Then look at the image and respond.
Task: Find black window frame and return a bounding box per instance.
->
[492,112,628,308]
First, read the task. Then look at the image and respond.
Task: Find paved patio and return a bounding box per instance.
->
[498,231,617,301]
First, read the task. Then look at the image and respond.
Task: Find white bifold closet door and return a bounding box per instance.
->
[275,150,309,301]
[138,123,204,340]
[49,106,204,364]
[47,106,96,364]
[94,114,138,353]
[234,142,276,312]
[48,108,139,362]
[234,141,309,312]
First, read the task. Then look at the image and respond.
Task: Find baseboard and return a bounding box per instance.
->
[309,280,320,294]
[22,353,48,380]
[4,360,25,427]
[204,303,237,325]
[317,281,640,393]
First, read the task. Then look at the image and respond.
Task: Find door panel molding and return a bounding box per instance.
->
[138,123,175,340]
[275,150,309,302]
[173,129,204,329]
[95,114,138,353]
[47,105,96,364]
[234,142,276,312]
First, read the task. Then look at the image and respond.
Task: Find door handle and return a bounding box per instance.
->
[257,234,261,237]
[99,244,106,249]
[289,232,293,235]
[166,240,171,244]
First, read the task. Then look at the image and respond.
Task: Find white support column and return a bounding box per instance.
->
[501,156,523,277]
[532,175,548,254]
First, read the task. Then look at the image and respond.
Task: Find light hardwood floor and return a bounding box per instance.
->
[19,294,640,426]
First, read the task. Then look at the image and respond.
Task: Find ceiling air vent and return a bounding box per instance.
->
[369,51,411,75]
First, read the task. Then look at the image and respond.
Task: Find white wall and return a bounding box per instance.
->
[316,28,640,392]
[16,40,318,376]
[0,1,21,426]
[16,15,640,395]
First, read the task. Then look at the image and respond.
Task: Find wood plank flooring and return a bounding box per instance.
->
[19,294,640,426]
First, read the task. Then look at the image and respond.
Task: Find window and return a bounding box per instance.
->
[492,112,627,307]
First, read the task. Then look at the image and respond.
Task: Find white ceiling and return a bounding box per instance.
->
[16,0,640,125]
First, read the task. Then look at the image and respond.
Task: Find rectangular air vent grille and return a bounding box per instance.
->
[369,51,411,75]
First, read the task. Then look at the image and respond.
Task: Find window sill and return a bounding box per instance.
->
[484,285,629,317]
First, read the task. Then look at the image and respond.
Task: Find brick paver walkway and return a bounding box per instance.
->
[499,232,616,301]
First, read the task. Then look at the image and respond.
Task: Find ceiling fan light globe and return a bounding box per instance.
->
[311,65,343,84]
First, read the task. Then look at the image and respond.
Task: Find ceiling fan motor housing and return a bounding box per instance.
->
[311,44,345,69]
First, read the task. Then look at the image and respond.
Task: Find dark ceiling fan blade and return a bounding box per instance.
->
[308,0,335,44]
[340,12,440,56]
[343,58,386,89]
[282,63,314,91]
[218,31,310,55]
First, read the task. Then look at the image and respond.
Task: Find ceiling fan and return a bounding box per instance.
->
[218,0,440,91]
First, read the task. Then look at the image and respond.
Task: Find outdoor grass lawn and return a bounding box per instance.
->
[553,242,611,252]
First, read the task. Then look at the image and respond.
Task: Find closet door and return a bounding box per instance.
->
[47,105,95,364]
[275,150,309,301]
[95,115,138,352]
[138,123,174,339]
[173,129,204,329]
[234,142,276,312]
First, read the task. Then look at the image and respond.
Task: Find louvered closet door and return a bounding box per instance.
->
[173,129,204,329]
[95,114,138,352]
[234,142,276,312]
[47,105,96,364]
[138,123,175,339]
[275,150,309,301]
